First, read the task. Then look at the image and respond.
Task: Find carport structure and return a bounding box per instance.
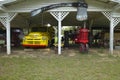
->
[0,0,120,55]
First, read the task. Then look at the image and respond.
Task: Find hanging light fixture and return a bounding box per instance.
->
[76,0,88,21]
[31,0,88,21]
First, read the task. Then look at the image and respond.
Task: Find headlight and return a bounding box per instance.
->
[23,37,26,40]
[42,36,47,40]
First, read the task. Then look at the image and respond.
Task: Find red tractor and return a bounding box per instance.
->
[74,27,89,52]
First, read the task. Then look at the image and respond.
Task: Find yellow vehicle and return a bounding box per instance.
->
[22,26,54,48]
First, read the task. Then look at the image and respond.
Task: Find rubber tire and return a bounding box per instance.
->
[85,44,89,53]
[79,43,85,53]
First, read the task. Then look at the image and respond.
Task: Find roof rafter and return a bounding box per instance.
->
[112,3,120,11]
[0,5,7,12]
[0,0,17,5]
[110,0,120,3]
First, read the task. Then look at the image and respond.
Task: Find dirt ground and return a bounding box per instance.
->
[0,47,120,57]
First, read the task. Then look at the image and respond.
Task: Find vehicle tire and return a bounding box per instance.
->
[85,43,89,53]
[79,43,85,52]
[47,40,51,48]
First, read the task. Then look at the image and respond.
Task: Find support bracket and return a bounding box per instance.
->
[0,12,17,27]
[102,11,120,28]
[50,11,69,21]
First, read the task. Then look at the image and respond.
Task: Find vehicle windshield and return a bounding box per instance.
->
[31,27,47,32]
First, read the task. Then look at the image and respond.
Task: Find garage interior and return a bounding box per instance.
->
[0,0,120,54]
[0,12,120,47]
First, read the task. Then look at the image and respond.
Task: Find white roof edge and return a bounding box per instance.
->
[0,0,17,5]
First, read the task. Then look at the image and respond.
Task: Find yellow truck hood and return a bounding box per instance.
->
[24,32,48,39]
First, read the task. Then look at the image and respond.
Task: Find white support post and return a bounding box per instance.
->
[0,13,17,55]
[6,17,11,55]
[50,11,69,55]
[58,13,62,54]
[102,11,120,54]
[110,17,114,54]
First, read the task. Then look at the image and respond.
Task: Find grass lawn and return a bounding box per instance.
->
[0,48,120,80]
